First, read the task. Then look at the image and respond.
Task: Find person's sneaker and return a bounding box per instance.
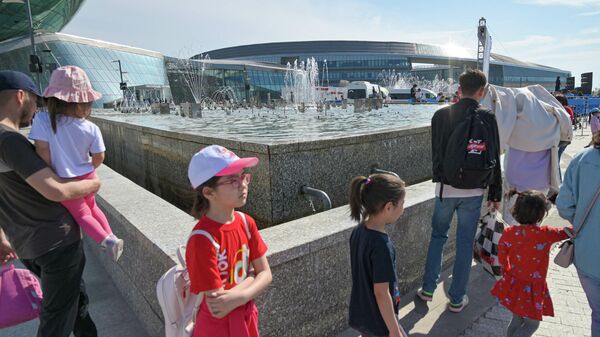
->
[448,295,469,313]
[417,288,433,302]
[101,235,124,262]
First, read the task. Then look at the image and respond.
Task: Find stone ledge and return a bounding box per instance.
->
[91,163,450,337]
[261,181,435,267]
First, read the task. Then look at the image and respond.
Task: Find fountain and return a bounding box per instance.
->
[282,57,320,106]
[377,70,458,95]
[119,87,151,113]
[320,59,330,87]
[176,53,210,105]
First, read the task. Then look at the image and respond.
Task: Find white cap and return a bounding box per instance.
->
[187,145,259,189]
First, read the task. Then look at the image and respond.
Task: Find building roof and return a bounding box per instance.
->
[0,0,84,43]
[200,40,568,73]
[0,32,164,59]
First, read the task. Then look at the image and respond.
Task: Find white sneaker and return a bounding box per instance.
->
[448,295,469,313]
[101,235,124,262]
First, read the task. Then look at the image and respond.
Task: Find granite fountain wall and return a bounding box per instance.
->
[91,116,432,227]
[91,164,455,337]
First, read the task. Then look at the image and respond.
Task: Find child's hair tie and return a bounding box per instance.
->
[363,177,372,185]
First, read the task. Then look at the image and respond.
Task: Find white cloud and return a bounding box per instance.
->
[505,36,600,59]
[499,34,600,89]
[579,27,600,34]
[577,10,600,15]
[62,0,478,57]
[504,35,557,48]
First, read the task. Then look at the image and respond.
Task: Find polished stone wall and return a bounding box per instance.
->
[92,116,432,227]
[91,165,455,337]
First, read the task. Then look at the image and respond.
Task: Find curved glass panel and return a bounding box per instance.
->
[0,0,84,42]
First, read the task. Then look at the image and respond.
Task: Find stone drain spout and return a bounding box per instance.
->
[300,186,332,210]
[370,167,400,178]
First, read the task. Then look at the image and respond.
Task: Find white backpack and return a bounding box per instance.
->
[156,212,251,337]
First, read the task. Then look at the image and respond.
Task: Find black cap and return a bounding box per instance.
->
[0,70,41,97]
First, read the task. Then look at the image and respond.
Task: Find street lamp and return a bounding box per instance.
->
[41,49,57,73]
[111,60,127,105]
[2,0,43,93]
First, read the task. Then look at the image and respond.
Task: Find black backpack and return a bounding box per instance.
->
[441,107,497,190]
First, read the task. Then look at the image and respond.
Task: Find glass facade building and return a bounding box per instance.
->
[0,33,171,107]
[223,53,411,85]
[165,57,288,104]
[201,41,571,91]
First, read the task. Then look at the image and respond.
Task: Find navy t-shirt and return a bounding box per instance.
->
[348,224,400,336]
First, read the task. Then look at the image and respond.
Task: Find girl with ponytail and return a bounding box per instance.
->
[347,173,408,337]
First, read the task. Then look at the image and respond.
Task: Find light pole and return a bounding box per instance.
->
[112,60,127,106]
[477,17,492,79]
[2,0,43,93]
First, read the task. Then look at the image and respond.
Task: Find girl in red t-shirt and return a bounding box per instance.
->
[491,190,570,337]
[185,145,272,337]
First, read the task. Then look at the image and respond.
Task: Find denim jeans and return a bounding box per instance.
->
[422,195,484,304]
[578,270,600,337]
[558,144,567,181]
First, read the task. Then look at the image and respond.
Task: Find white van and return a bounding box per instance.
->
[388,88,438,103]
[347,81,381,103]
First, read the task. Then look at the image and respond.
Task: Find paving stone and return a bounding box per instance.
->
[456,132,593,337]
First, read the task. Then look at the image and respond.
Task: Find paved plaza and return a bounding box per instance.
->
[340,128,594,337]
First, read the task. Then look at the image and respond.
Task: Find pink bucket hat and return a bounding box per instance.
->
[43,65,102,103]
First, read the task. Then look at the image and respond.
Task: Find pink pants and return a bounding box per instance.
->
[60,171,112,244]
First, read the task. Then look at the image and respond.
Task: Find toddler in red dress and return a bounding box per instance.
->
[491,190,571,337]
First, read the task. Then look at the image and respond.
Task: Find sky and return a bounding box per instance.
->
[62,0,600,89]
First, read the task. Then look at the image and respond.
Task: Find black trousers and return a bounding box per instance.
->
[21,240,97,337]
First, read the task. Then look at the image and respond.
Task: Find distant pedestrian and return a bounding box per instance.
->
[415,88,423,102]
[451,91,459,103]
[553,93,574,180]
[410,84,418,103]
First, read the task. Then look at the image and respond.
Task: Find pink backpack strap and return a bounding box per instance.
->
[189,230,220,250]
[236,211,251,240]
[177,230,220,268]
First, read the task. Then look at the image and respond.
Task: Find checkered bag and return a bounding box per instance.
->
[473,209,506,280]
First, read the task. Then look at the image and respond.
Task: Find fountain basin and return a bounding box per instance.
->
[92,105,437,227]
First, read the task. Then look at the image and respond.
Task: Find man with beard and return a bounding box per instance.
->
[0,70,100,337]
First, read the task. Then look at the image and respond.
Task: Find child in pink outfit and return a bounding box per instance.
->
[29,65,123,261]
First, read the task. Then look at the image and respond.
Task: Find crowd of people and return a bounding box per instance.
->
[0,66,598,337]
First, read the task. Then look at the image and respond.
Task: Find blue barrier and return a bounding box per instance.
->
[568,96,600,116]
[588,97,600,112]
